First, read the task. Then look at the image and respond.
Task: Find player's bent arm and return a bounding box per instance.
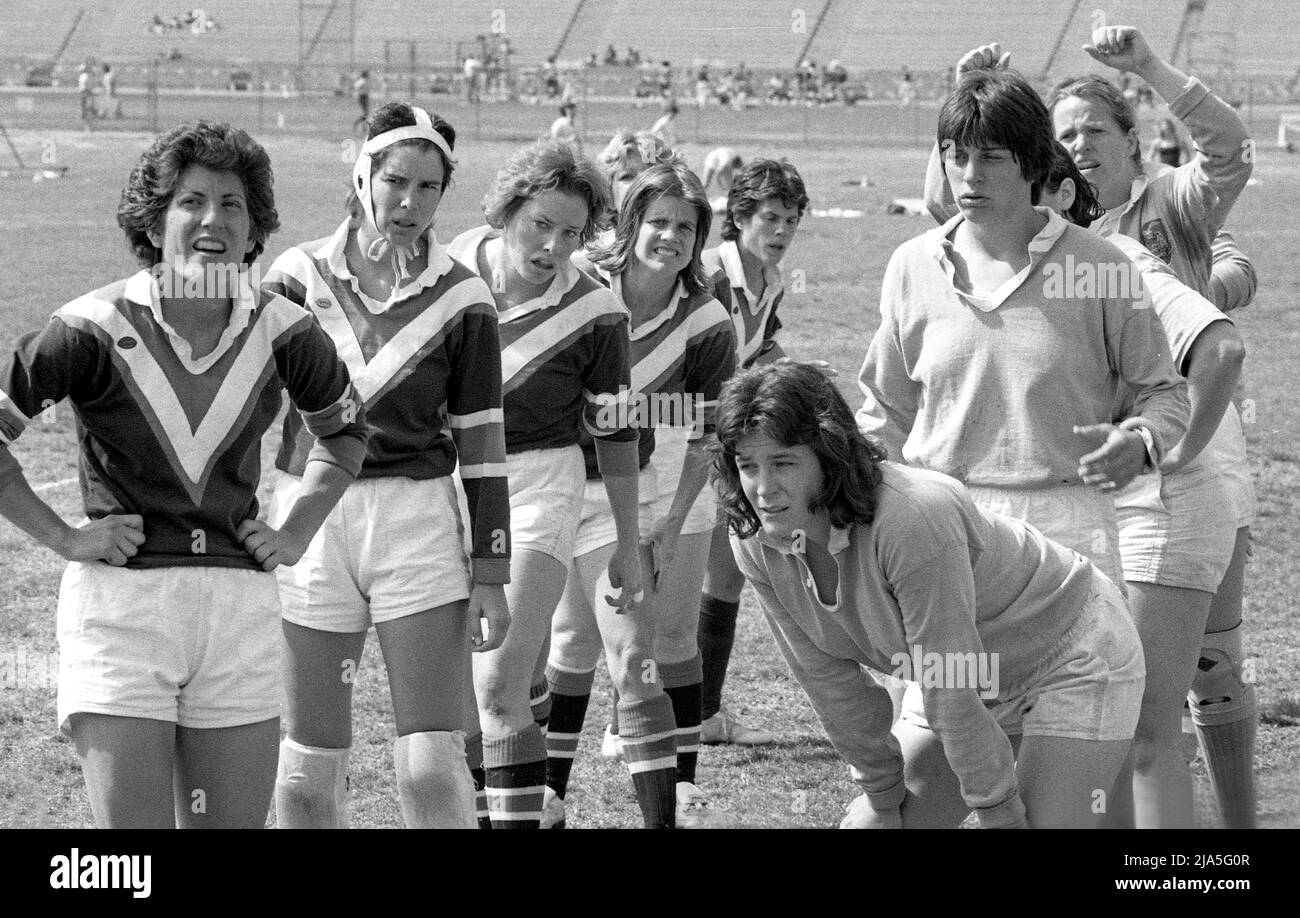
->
[1161,320,1245,472]
[888,544,1024,827]
[1210,231,1257,312]
[0,448,144,564]
[731,538,908,810]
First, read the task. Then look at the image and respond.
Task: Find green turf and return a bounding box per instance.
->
[1,111,1297,828]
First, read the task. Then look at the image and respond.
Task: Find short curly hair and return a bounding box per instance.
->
[481,140,611,245]
[720,158,808,242]
[595,129,682,186]
[117,121,279,267]
[712,362,886,538]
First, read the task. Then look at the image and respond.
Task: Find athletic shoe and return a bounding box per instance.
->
[540,787,566,829]
[675,781,731,829]
[700,705,776,746]
[600,724,624,759]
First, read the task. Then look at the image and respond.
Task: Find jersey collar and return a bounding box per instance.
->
[124,267,257,374]
[718,239,782,315]
[929,207,1069,312]
[317,219,456,315]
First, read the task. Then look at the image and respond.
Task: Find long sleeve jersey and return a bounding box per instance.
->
[447,226,638,475]
[576,269,736,478]
[0,270,369,569]
[857,209,1189,486]
[1094,77,1253,299]
[732,462,1098,828]
[263,222,510,584]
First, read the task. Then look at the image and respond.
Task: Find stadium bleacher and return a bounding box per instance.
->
[1,0,1296,84]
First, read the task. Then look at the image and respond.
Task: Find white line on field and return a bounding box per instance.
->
[33,476,78,493]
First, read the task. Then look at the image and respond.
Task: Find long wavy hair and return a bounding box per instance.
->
[589,161,711,296]
[712,363,887,539]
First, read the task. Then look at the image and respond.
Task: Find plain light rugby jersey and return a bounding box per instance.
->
[264,222,511,584]
[0,270,368,569]
[731,462,1094,821]
[857,208,1189,488]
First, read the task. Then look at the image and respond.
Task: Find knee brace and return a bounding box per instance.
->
[394,731,477,829]
[1189,626,1256,727]
[275,738,348,829]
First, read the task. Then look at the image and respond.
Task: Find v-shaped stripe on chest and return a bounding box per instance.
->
[62,298,299,506]
[308,276,483,406]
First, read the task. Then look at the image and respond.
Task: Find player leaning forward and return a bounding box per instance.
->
[0,122,369,828]
[719,363,1145,828]
[263,103,511,829]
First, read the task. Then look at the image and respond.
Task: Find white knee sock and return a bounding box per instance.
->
[394,731,478,829]
[275,738,349,829]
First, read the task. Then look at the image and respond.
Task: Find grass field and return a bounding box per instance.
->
[1,97,1298,828]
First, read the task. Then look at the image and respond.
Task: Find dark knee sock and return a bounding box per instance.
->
[698,595,740,720]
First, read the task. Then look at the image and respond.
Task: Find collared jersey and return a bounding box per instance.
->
[1093,77,1253,299]
[446,225,636,458]
[857,209,1189,488]
[577,269,736,478]
[731,461,1094,826]
[263,222,511,584]
[0,270,369,569]
[703,240,783,369]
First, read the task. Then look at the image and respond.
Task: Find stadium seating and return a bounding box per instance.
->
[1,0,1296,81]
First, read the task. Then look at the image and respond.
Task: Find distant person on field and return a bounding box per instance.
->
[77,63,95,132]
[99,63,120,120]
[649,100,678,148]
[550,102,579,152]
[353,70,370,131]
[701,147,743,216]
[463,54,482,103]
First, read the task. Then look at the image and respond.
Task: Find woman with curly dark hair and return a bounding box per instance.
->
[719,362,1144,828]
[0,121,369,827]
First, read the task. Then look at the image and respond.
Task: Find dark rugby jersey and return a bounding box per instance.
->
[263,223,511,584]
[703,240,785,369]
[447,226,636,464]
[0,271,368,569]
[577,269,736,479]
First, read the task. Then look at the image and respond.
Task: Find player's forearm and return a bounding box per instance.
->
[594,437,642,548]
[0,453,76,557]
[665,438,713,524]
[1133,56,1191,105]
[273,460,356,553]
[1166,323,1245,467]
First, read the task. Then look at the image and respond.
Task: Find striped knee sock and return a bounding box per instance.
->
[465,731,491,830]
[530,679,552,736]
[619,693,678,829]
[483,726,547,829]
[545,664,596,798]
[662,654,704,786]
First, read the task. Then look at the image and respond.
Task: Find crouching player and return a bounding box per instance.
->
[716,363,1144,828]
[0,122,369,827]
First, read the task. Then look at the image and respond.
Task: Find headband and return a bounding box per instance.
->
[352,107,456,281]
